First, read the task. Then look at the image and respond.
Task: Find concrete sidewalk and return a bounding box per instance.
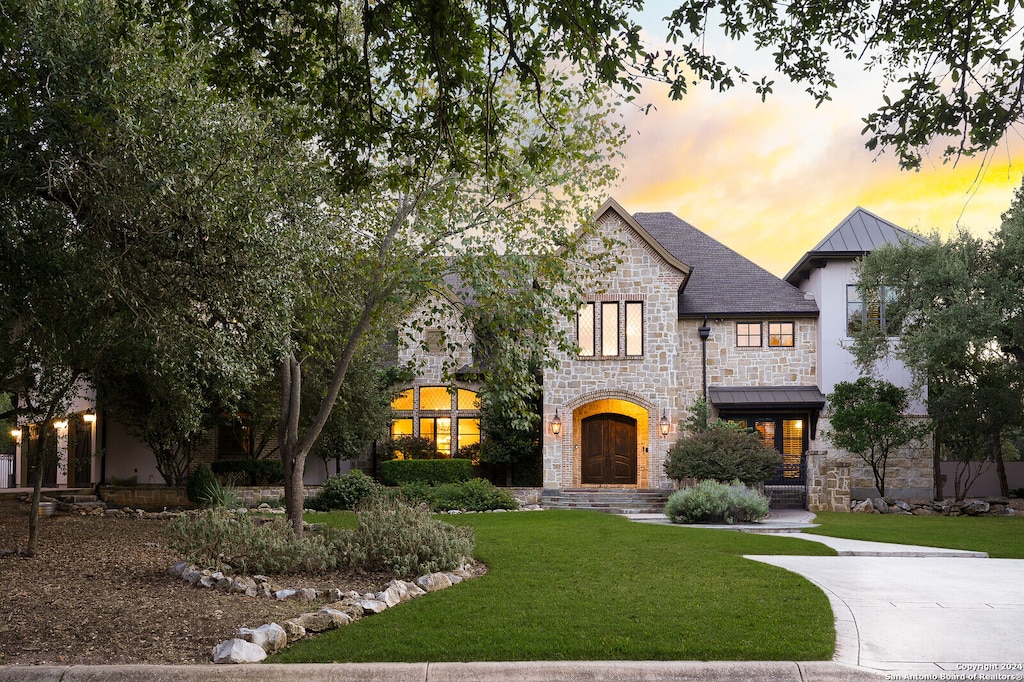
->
[0,661,879,681]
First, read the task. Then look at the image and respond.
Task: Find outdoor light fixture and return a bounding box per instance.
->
[10,428,21,444]
[660,413,670,437]
[551,409,562,436]
[53,420,68,432]
[83,410,96,424]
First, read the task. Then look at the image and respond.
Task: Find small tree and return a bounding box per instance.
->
[827,378,930,498]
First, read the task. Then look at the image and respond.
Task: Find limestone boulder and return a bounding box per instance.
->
[415,572,453,593]
[318,607,353,628]
[296,612,334,633]
[238,623,288,654]
[851,499,875,513]
[281,619,307,643]
[357,598,389,615]
[212,638,267,664]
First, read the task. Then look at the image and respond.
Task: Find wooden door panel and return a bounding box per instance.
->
[581,413,637,485]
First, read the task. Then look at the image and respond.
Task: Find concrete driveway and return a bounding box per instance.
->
[748,534,1024,675]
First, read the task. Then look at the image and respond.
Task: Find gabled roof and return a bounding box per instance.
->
[595,198,691,277]
[784,207,929,284]
[630,212,819,319]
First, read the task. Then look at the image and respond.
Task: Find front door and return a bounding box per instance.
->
[581,413,637,485]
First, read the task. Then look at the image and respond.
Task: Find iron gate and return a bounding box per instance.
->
[763,454,806,509]
[0,453,14,489]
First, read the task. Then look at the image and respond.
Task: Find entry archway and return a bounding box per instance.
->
[581,413,637,485]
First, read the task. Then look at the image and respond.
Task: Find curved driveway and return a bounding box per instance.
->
[747,530,1024,675]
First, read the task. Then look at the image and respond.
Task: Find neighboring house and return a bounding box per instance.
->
[388,285,483,458]
[785,207,933,502]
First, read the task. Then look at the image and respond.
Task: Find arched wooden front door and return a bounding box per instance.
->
[581,413,637,485]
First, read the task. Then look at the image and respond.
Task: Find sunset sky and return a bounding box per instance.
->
[611,6,1024,277]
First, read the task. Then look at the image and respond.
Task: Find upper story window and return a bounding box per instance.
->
[577,300,644,358]
[847,285,897,337]
[768,322,795,347]
[577,303,595,357]
[736,322,762,347]
[625,302,643,355]
[601,302,619,356]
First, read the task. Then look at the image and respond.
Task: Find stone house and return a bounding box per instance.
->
[540,199,824,506]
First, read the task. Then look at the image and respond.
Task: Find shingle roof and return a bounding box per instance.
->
[784,207,929,284]
[631,212,819,319]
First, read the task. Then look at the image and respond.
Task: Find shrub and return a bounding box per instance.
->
[186,463,220,506]
[379,458,473,485]
[341,496,474,577]
[427,478,519,512]
[165,509,340,574]
[664,480,770,524]
[210,459,285,485]
[307,470,383,511]
[393,436,440,460]
[664,423,780,484]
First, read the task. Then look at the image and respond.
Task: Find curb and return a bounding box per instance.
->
[0,661,883,681]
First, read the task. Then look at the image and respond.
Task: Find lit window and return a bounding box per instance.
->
[457,418,480,459]
[420,417,451,457]
[601,302,619,356]
[391,389,413,411]
[419,386,451,411]
[577,303,594,356]
[625,302,643,355]
[736,322,762,347]
[768,322,794,347]
[847,285,897,336]
[457,389,479,410]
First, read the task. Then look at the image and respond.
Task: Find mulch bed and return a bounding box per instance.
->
[0,498,389,666]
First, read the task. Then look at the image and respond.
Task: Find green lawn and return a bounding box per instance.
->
[271,510,836,663]
[808,511,1024,558]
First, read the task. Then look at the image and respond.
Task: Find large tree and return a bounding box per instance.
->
[0,0,320,551]
[854,182,1024,496]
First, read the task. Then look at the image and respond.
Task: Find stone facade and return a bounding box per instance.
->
[543,203,821,492]
[805,452,850,512]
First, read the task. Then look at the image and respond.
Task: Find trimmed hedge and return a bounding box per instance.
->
[210,459,285,485]
[379,458,473,486]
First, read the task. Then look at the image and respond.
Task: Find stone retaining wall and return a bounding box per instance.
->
[98,485,321,510]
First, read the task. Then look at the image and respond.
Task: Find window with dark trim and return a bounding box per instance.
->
[577,303,595,356]
[625,301,643,355]
[847,285,897,336]
[768,322,795,347]
[601,301,619,356]
[736,322,762,347]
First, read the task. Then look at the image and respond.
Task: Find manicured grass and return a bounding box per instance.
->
[808,511,1024,558]
[272,510,836,663]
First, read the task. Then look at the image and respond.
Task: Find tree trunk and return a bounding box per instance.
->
[25,430,50,558]
[932,424,943,501]
[993,437,1010,498]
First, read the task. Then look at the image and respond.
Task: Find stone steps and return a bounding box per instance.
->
[542,489,671,514]
[57,493,107,511]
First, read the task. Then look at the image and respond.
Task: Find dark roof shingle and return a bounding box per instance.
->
[631,212,819,318]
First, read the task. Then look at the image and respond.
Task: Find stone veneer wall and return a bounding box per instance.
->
[543,212,685,490]
[805,452,850,512]
[814,417,934,502]
[99,485,321,510]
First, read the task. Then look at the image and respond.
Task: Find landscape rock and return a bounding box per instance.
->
[274,588,297,600]
[319,607,353,628]
[357,598,389,614]
[169,561,189,577]
[415,572,453,593]
[296,612,334,633]
[851,499,875,513]
[297,587,318,601]
[870,497,889,514]
[238,623,288,654]
[281,619,307,642]
[212,638,267,664]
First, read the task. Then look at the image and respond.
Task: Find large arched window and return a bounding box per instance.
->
[390,386,480,458]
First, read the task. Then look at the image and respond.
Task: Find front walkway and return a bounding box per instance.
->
[627,510,1024,674]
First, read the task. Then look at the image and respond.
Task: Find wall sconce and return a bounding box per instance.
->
[660,413,670,438]
[53,420,69,432]
[83,410,96,424]
[10,428,21,444]
[550,409,561,436]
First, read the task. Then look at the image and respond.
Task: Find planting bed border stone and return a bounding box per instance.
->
[850,496,1021,516]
